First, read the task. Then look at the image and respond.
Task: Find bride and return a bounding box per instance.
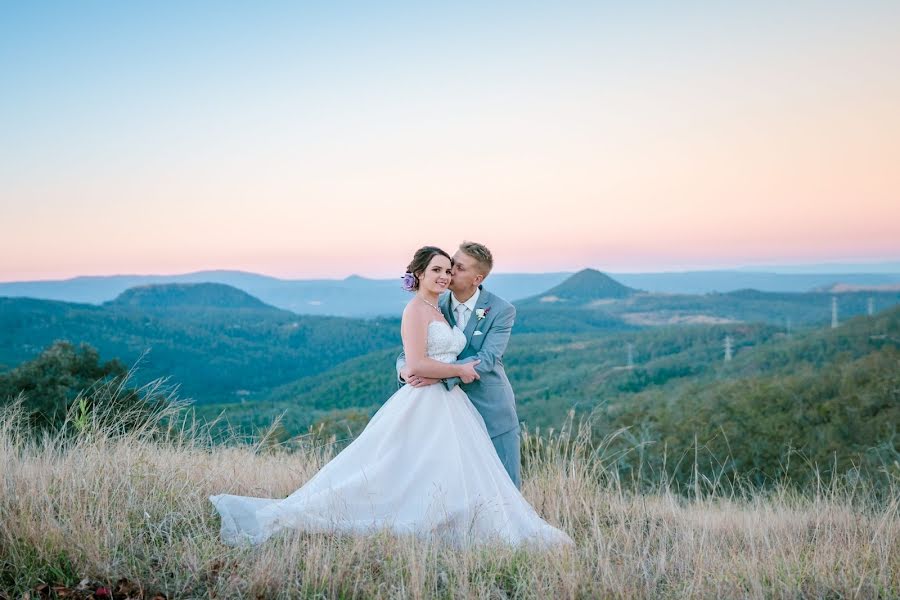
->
[209,246,574,548]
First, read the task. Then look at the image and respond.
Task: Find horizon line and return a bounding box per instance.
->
[3,257,900,284]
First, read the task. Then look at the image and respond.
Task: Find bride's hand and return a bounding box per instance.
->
[458,360,481,384]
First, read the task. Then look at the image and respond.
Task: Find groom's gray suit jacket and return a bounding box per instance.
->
[396,286,520,438]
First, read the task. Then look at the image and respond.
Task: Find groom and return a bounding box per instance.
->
[397,241,522,488]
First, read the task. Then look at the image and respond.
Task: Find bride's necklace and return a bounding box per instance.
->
[418,296,441,313]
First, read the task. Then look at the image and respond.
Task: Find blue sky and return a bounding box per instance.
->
[2,1,899,280]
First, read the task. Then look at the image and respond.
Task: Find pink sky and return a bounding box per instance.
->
[2,3,898,281]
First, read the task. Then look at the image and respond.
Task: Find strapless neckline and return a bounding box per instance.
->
[426,320,467,363]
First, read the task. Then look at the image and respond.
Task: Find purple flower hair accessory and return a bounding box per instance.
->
[401,272,417,292]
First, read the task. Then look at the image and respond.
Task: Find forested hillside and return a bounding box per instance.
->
[195,306,899,488]
[3,275,899,489]
[193,320,778,438]
[593,306,900,486]
[0,287,401,402]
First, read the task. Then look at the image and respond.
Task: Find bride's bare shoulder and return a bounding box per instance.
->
[402,298,429,321]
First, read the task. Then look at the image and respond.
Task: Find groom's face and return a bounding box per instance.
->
[450,251,485,295]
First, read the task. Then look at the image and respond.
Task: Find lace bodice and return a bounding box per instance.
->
[427,320,467,363]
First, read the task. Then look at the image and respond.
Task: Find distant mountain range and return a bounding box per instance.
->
[2,270,900,403]
[613,271,900,295]
[732,261,900,274]
[2,265,900,317]
[514,269,900,329]
[812,282,900,293]
[0,271,570,318]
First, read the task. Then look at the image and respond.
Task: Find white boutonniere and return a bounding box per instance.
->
[475,307,490,321]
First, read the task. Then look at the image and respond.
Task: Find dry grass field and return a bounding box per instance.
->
[1,392,897,599]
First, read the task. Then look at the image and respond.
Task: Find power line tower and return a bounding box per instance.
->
[724,335,733,362]
[831,296,839,329]
[626,343,634,369]
[868,297,875,316]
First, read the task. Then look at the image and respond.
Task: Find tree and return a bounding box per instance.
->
[0,340,157,432]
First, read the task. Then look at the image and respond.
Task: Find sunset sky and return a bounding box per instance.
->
[2,1,899,281]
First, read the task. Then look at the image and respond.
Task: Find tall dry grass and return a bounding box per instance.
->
[0,383,897,599]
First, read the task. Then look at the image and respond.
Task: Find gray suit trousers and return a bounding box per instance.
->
[491,426,521,489]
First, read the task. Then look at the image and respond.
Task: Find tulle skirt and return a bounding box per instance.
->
[209,382,573,548]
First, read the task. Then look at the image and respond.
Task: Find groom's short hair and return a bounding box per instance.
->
[459,241,493,276]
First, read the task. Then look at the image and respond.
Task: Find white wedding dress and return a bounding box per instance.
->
[209,320,573,548]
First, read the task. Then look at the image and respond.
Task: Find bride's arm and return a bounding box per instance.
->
[401,303,480,380]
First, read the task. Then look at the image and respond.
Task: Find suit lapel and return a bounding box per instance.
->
[461,287,491,353]
[440,291,455,326]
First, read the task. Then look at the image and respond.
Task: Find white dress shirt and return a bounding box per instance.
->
[450,287,480,330]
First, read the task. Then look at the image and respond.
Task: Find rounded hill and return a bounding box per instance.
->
[522,269,639,304]
[105,283,274,310]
